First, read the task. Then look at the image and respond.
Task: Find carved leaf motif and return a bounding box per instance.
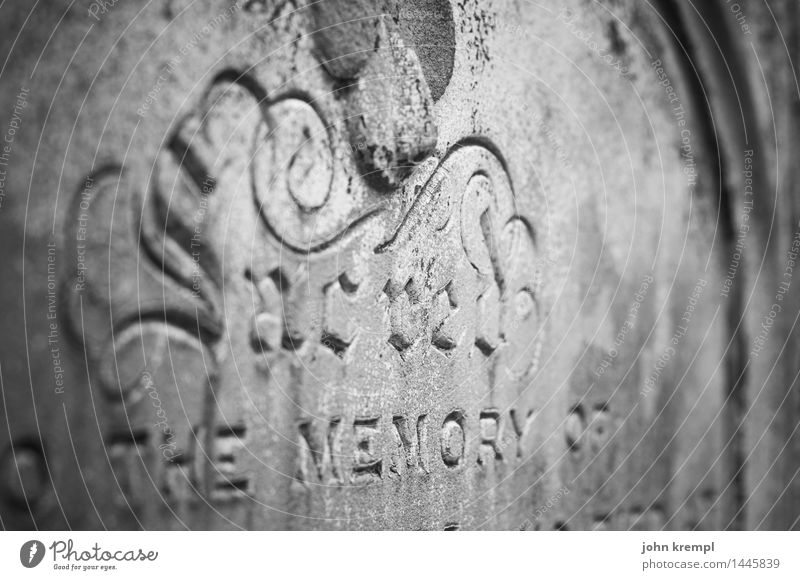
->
[63,78,271,518]
[139,129,222,328]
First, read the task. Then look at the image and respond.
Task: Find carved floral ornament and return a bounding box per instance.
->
[62,3,546,512]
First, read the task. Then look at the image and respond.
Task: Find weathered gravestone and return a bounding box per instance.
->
[0,0,797,530]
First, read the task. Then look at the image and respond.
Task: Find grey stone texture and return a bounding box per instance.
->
[0,0,797,530]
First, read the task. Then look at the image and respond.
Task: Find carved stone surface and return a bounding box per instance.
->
[0,0,797,530]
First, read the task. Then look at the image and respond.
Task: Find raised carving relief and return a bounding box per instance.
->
[61,2,547,529]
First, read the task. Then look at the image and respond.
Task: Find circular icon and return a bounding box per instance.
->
[20,540,45,568]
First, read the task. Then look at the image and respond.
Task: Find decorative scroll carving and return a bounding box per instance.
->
[62,1,545,528]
